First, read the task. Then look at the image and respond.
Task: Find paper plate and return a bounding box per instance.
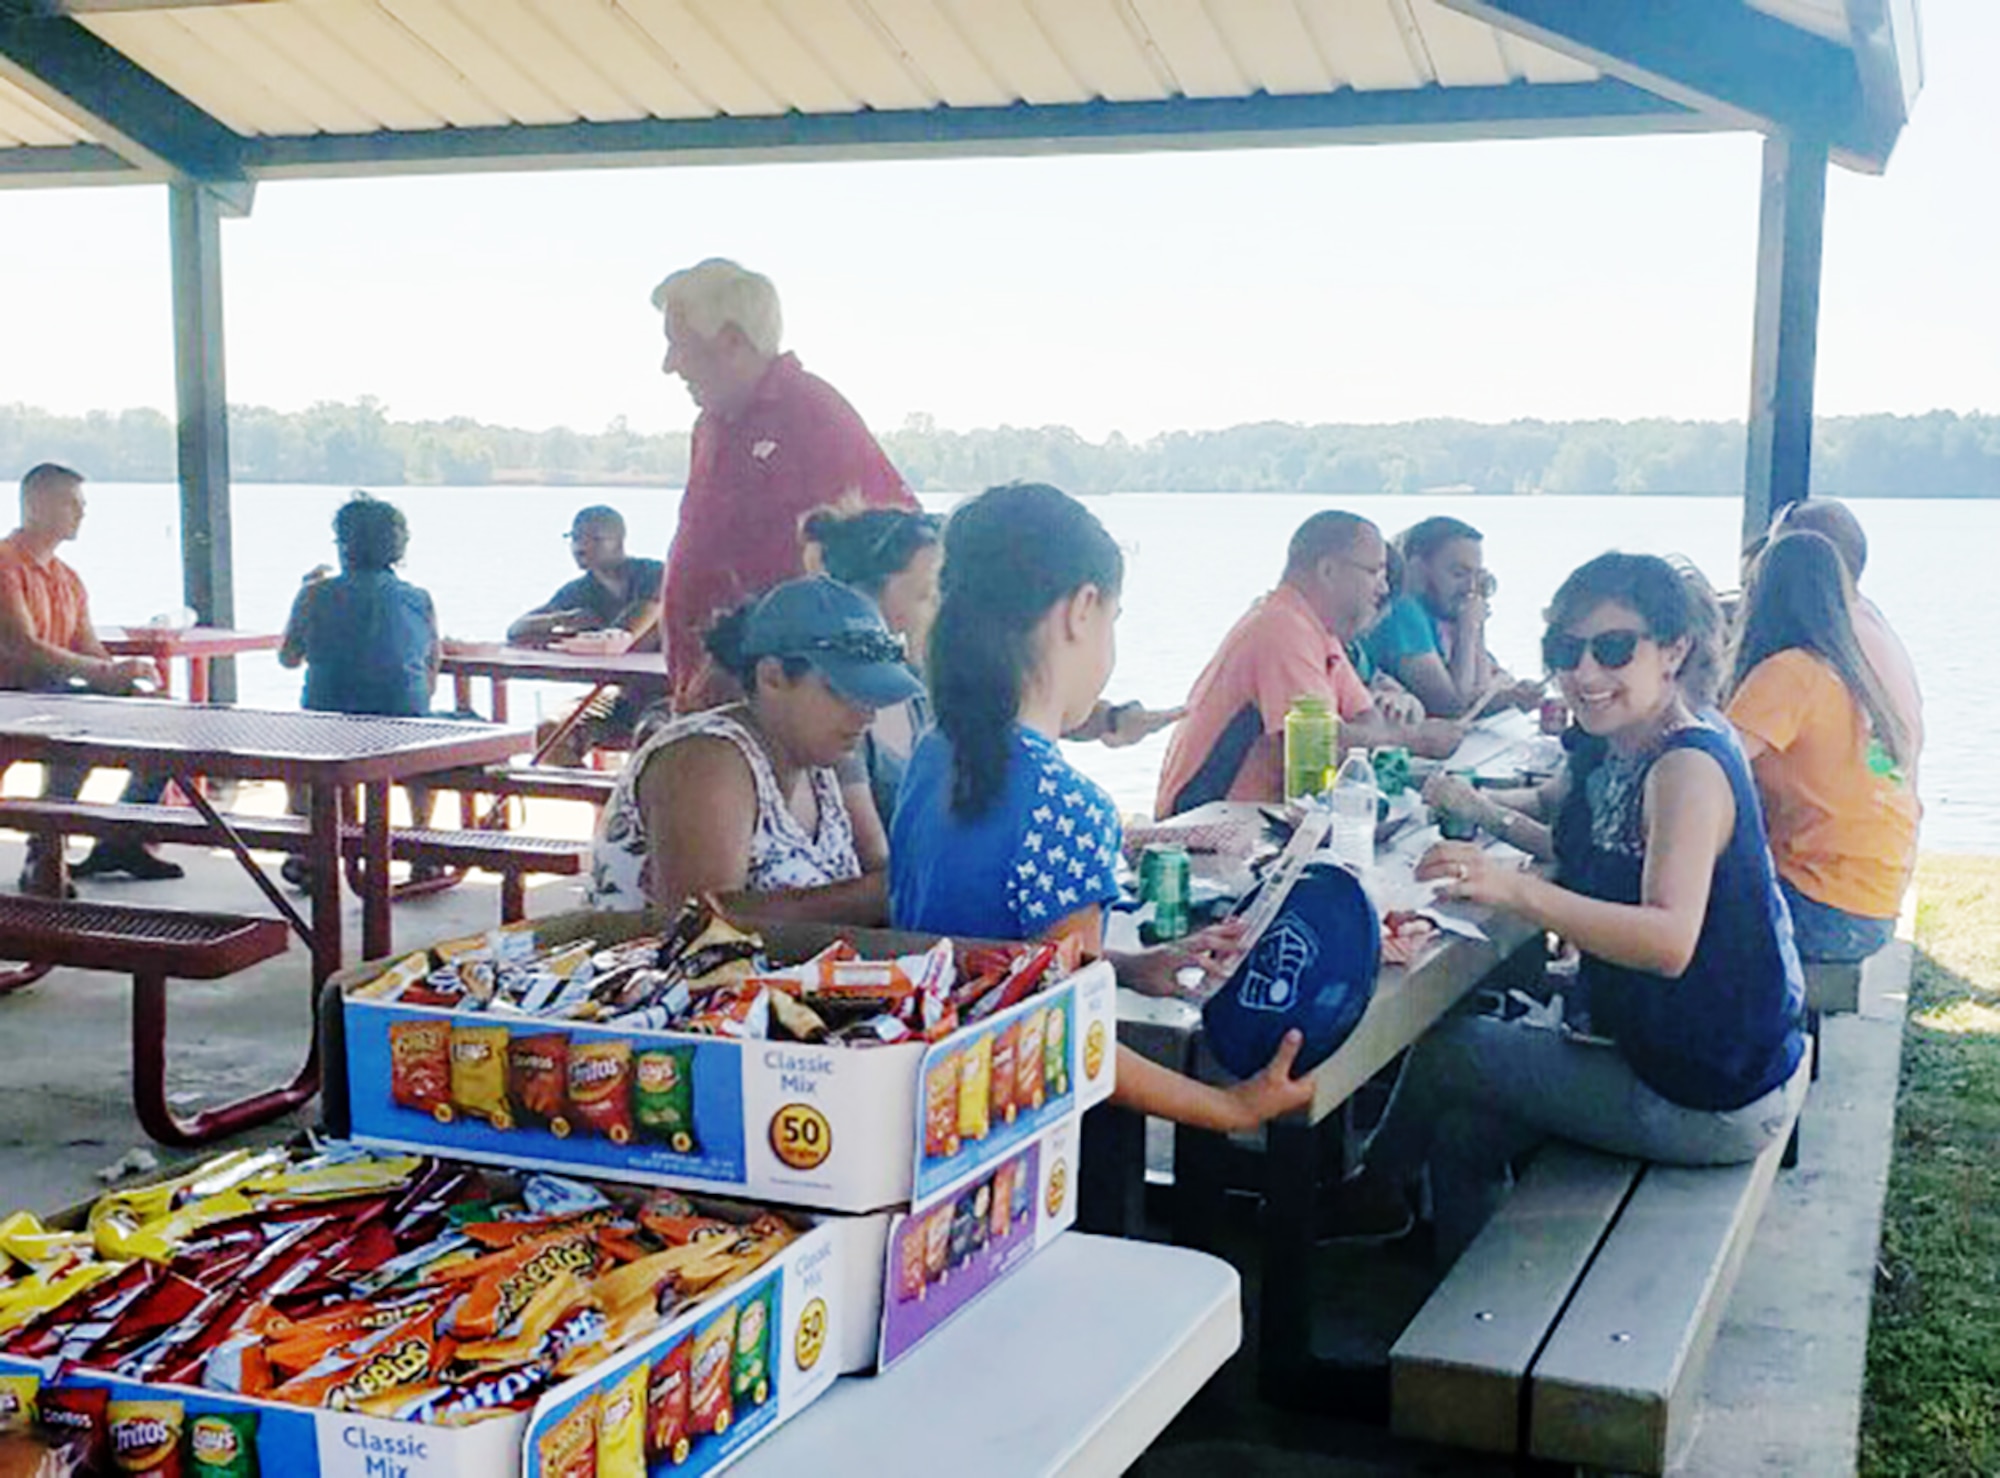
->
[1202,861,1381,1080]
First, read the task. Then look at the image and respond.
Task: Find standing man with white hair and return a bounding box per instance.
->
[653,258,918,712]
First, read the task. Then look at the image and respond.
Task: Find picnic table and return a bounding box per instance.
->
[739,1235,1241,1478]
[0,692,534,984]
[99,626,283,702]
[440,644,663,760]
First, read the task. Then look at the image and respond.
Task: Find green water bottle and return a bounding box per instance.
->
[1283,695,1336,802]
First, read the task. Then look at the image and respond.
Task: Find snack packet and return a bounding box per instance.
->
[990,1024,1018,1126]
[645,1335,693,1465]
[990,1163,1016,1241]
[1015,1009,1046,1111]
[595,1366,646,1478]
[895,1220,927,1303]
[923,1054,960,1160]
[633,1048,698,1154]
[957,1036,992,1144]
[448,1025,514,1129]
[185,1412,257,1478]
[0,1377,34,1433]
[107,1399,183,1476]
[535,1397,596,1478]
[507,1033,571,1137]
[567,1039,636,1144]
[388,1020,452,1119]
[36,1386,107,1471]
[687,1308,736,1438]
[731,1284,773,1406]
[1043,1001,1070,1099]
[681,985,768,1041]
[922,1205,950,1285]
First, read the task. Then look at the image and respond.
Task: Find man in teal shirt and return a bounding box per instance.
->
[1363,516,1540,719]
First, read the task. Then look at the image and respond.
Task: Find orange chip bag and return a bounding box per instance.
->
[535,1396,596,1478]
[450,1230,601,1340]
[1015,1008,1046,1111]
[595,1366,646,1478]
[507,1032,571,1136]
[567,1038,636,1144]
[895,1219,927,1303]
[990,1023,1018,1126]
[922,1204,951,1284]
[923,1053,960,1159]
[388,1019,452,1118]
[449,1024,514,1129]
[957,1035,992,1144]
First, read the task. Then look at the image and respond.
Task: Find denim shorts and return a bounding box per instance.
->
[1781,879,1895,964]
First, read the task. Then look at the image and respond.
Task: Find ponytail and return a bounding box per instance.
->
[930,484,1124,819]
[800,508,941,598]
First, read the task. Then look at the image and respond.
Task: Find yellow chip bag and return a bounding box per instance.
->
[957,1035,992,1144]
[0,1374,37,1432]
[450,1024,515,1129]
[595,1366,647,1478]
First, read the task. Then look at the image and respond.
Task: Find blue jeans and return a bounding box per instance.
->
[1781,879,1894,964]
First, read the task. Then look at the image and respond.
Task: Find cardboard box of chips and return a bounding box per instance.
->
[332,906,1118,1215]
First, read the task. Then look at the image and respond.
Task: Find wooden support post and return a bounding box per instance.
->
[170,181,237,702]
[1742,132,1828,548]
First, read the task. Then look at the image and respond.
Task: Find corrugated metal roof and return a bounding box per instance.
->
[0,70,95,147]
[65,0,1608,140]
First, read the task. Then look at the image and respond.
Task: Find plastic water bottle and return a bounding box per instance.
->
[1328,750,1379,874]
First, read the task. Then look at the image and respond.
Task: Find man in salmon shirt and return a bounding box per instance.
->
[0,464,180,889]
[1155,512,1464,818]
[651,259,919,713]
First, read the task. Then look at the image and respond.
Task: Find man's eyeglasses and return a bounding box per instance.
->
[788,630,908,665]
[1543,629,1646,672]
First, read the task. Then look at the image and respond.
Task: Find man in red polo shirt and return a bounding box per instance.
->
[1155,512,1464,818]
[652,259,919,712]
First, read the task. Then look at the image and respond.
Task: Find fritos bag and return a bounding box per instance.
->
[567,1038,636,1144]
[687,1308,736,1438]
[388,1019,452,1119]
[107,1399,183,1476]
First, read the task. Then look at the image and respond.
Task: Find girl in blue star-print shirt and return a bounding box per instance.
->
[890,482,1314,1131]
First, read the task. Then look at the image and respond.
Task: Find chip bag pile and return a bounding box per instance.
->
[356,898,1077,1052]
[0,1145,801,1434]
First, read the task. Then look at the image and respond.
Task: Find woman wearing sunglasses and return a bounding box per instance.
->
[588,576,923,922]
[890,482,1315,1130]
[1371,552,1805,1258]
[1724,530,1917,963]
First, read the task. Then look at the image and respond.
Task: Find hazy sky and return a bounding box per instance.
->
[1,0,1992,441]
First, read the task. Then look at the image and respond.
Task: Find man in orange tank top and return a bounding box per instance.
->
[0,464,182,888]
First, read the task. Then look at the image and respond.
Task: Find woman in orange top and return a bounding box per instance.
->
[1725,530,1918,963]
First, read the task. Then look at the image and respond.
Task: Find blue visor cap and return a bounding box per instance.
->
[742,577,927,710]
[1203,862,1381,1080]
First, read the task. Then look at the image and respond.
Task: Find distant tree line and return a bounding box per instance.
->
[3,398,1997,498]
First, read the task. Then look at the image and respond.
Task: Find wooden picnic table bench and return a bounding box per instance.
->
[0,798,588,922]
[1390,1048,1812,1474]
[0,894,293,1147]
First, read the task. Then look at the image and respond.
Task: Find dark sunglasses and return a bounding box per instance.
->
[789,630,908,665]
[1543,629,1646,672]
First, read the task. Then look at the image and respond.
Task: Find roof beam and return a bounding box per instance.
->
[1438,0,1898,171]
[0,1,247,195]
[0,138,132,183]
[241,78,1709,180]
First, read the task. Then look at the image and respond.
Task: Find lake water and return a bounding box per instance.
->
[71,484,1993,853]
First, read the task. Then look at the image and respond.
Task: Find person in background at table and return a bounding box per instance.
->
[1154,511,1463,818]
[652,258,919,713]
[1365,552,1804,1260]
[1364,516,1541,719]
[804,506,1186,829]
[1725,530,1917,964]
[590,577,922,922]
[279,495,444,887]
[892,482,1315,1131]
[1768,497,1924,788]
[1348,541,1426,725]
[507,505,667,765]
[0,463,180,888]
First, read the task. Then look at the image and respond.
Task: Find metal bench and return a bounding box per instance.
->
[0,799,588,921]
[425,763,619,809]
[1392,1049,1811,1474]
[0,894,295,1147]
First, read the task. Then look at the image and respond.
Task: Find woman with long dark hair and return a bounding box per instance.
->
[1725,529,1918,962]
[890,483,1313,1130]
[1369,552,1806,1258]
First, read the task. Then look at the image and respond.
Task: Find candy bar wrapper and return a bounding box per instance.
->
[448,1026,514,1129]
[106,1398,184,1476]
[765,989,829,1044]
[350,952,430,1003]
[567,1040,637,1144]
[595,1366,646,1478]
[681,986,768,1041]
[655,898,718,970]
[185,1412,257,1478]
[645,1335,694,1466]
[535,1395,596,1478]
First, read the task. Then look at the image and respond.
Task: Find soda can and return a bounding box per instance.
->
[1540,696,1569,736]
[1139,844,1192,943]
[1371,746,1412,798]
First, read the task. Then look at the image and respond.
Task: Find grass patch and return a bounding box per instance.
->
[1861,856,2000,1478]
